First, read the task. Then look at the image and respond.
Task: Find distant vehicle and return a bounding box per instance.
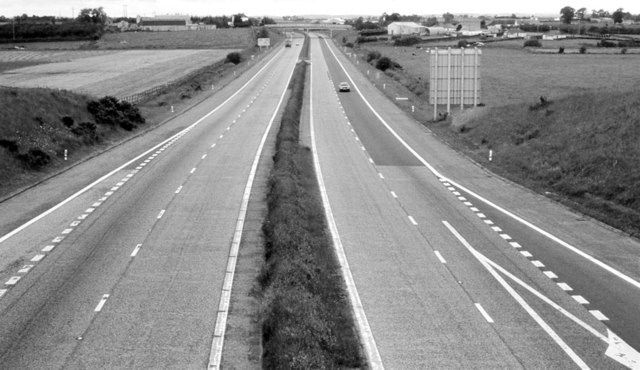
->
[338,82,350,92]
[285,39,292,47]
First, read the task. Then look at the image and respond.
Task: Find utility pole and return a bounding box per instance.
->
[12,17,15,41]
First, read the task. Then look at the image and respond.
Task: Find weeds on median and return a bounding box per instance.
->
[259,35,365,368]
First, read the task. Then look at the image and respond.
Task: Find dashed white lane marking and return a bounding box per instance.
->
[368,158,374,164]
[94,294,110,312]
[390,191,398,198]
[70,221,81,227]
[491,226,502,232]
[78,214,88,220]
[441,220,590,368]
[590,310,609,321]
[558,282,573,291]
[408,216,418,225]
[211,143,216,148]
[434,251,447,264]
[0,289,6,298]
[572,295,589,305]
[52,236,64,243]
[484,219,493,225]
[470,207,479,212]
[378,173,384,179]
[85,208,95,213]
[61,228,73,234]
[131,244,142,257]
[157,210,165,219]
[175,185,183,194]
[499,234,512,240]
[532,260,545,268]
[31,254,45,262]
[463,201,473,206]
[520,251,533,258]
[5,276,20,285]
[510,242,522,249]
[543,271,558,279]
[219,134,224,139]
[18,265,34,274]
[475,303,495,323]
[360,146,366,151]
[202,154,207,159]
[190,167,197,174]
[42,245,55,252]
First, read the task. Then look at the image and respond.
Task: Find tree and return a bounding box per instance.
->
[443,12,454,24]
[560,6,575,24]
[77,7,108,25]
[576,7,587,20]
[612,8,625,24]
[425,17,438,27]
[260,17,276,26]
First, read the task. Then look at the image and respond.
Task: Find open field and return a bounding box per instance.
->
[1,28,258,50]
[0,49,238,98]
[358,42,639,107]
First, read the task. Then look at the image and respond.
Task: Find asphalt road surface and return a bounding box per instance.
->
[1,32,639,370]
[308,34,639,368]
[0,42,301,368]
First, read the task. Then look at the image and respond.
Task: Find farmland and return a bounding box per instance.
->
[0,49,238,98]
[354,39,640,107]
[0,28,263,99]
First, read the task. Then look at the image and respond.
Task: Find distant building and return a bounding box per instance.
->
[387,22,427,36]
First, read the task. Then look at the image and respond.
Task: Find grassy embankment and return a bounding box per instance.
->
[0,29,282,198]
[332,34,640,237]
[0,89,145,196]
[259,36,364,368]
[457,92,640,237]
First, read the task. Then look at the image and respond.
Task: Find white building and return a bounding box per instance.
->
[387,22,427,36]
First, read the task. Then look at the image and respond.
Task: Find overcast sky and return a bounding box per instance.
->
[2,0,639,18]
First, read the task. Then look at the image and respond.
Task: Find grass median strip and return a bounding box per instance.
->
[259,35,365,368]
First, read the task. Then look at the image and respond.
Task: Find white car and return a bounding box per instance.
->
[338,82,350,92]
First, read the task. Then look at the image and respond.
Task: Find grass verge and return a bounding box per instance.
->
[259,35,365,368]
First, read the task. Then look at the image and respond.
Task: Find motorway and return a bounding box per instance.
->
[0,32,639,369]
[308,34,640,368]
[0,41,301,368]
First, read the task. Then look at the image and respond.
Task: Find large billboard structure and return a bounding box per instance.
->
[429,48,481,120]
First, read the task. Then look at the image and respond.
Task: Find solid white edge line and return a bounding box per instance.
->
[207,45,297,370]
[310,39,384,369]
[322,37,640,292]
[442,221,590,369]
[0,47,284,245]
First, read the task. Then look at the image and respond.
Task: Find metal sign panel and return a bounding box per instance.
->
[257,38,270,47]
[429,48,481,117]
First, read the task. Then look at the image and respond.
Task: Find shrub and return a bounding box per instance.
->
[345,42,354,48]
[87,96,145,130]
[0,139,19,153]
[558,47,565,54]
[378,36,388,41]
[18,148,51,169]
[375,56,392,71]
[393,36,421,46]
[366,50,381,63]
[621,48,628,54]
[598,40,616,47]
[71,122,98,141]
[458,40,469,48]
[225,52,242,65]
[61,116,75,127]
[524,39,542,47]
[579,46,587,54]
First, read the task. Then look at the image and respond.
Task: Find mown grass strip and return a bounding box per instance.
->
[259,35,365,368]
